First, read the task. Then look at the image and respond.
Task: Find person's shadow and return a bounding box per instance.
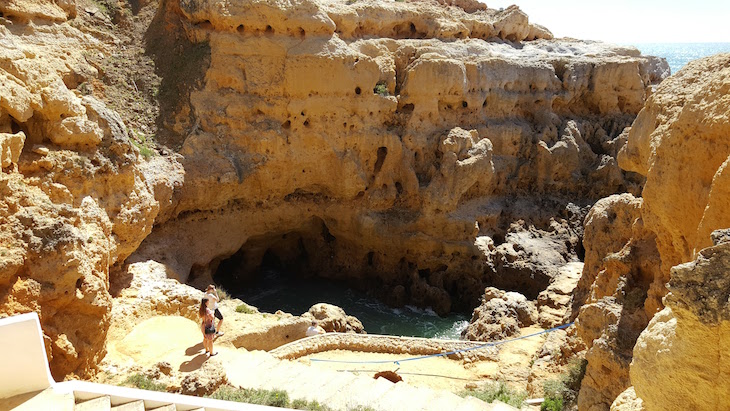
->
[180,342,207,372]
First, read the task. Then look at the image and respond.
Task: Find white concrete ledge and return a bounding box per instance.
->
[0,312,54,399]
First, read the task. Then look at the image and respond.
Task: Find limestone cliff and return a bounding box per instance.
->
[132,0,667,318]
[0,0,670,380]
[0,3,158,377]
[575,54,730,410]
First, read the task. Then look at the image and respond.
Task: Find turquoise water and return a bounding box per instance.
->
[234,268,470,339]
[631,42,730,75]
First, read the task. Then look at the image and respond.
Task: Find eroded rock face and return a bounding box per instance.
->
[619,53,730,279]
[576,54,730,410]
[629,240,730,411]
[133,0,666,317]
[0,13,157,378]
[573,194,660,411]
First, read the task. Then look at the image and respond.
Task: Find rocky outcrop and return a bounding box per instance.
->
[0,11,158,378]
[575,54,730,410]
[179,359,228,396]
[462,287,537,341]
[627,234,730,411]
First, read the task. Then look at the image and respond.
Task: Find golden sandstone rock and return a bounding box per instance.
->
[577,54,730,410]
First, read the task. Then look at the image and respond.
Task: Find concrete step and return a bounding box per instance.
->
[426,389,475,411]
[454,395,493,411]
[0,388,75,411]
[372,382,433,411]
[320,373,386,410]
[277,366,349,403]
[148,404,176,411]
[75,395,111,411]
[110,399,145,411]
[254,360,313,390]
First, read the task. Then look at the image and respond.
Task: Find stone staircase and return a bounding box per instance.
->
[222,350,517,411]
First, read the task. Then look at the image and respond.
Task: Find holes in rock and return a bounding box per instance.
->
[395,181,403,195]
[373,146,388,174]
[482,99,488,108]
[237,25,245,33]
[355,87,362,95]
[462,101,468,108]
[367,251,375,266]
[199,20,213,30]
[401,103,414,113]
[265,25,273,34]
[303,119,310,127]
[75,278,83,289]
[281,120,291,129]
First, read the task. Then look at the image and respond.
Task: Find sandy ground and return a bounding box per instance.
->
[102,316,548,397]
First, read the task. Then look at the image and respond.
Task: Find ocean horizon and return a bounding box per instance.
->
[627,42,730,75]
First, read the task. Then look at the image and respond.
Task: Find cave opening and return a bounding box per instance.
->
[210,217,469,338]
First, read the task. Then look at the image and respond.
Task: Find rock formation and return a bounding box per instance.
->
[0,0,671,381]
[0,4,158,377]
[575,54,730,410]
[614,231,730,411]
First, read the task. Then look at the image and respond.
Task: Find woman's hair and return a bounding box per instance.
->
[199,297,209,318]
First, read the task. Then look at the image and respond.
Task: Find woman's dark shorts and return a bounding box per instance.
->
[214,308,223,320]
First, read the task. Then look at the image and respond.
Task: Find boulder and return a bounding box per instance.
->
[179,359,227,396]
[462,287,537,342]
[303,303,365,334]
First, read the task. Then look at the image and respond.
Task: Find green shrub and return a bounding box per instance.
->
[291,399,333,410]
[235,304,256,314]
[129,129,157,159]
[459,382,526,408]
[541,397,564,411]
[123,373,167,392]
[373,81,389,96]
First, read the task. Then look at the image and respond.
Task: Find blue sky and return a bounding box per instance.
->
[485,1,730,44]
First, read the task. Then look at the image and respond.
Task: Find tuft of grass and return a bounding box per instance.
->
[459,382,526,408]
[123,373,167,392]
[235,304,256,314]
[373,81,389,96]
[130,128,157,159]
[217,287,231,301]
[541,358,588,410]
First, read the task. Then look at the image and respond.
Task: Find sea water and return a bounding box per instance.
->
[234,268,470,339]
[631,42,730,75]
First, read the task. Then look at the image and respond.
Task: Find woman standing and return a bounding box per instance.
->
[199,297,217,356]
